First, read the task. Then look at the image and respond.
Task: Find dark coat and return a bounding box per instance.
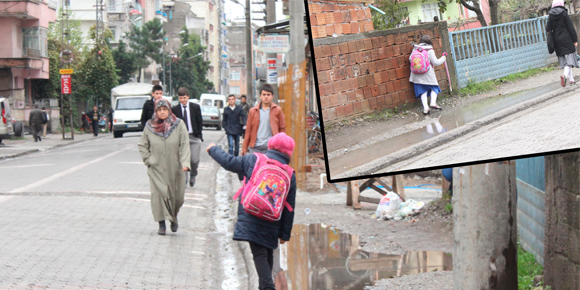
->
[172,102,203,141]
[87,111,100,125]
[547,6,578,57]
[29,109,44,125]
[140,98,155,128]
[208,146,296,250]
[222,105,246,136]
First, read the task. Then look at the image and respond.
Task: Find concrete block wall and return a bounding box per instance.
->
[543,151,580,290]
[312,21,451,122]
[308,1,373,39]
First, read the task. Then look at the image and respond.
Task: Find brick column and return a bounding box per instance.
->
[544,151,580,289]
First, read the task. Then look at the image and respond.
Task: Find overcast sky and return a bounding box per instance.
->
[224,0,286,25]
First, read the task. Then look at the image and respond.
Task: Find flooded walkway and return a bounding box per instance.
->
[329,81,563,176]
[283,223,452,289]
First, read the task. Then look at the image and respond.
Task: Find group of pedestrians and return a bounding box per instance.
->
[137,82,294,290]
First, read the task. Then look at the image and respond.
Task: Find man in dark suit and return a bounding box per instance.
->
[223,94,246,156]
[87,105,100,137]
[172,87,203,187]
[140,84,164,129]
[29,104,45,142]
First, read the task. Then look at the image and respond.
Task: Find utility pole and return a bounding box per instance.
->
[245,0,254,105]
[289,0,305,65]
[265,0,277,103]
[453,162,518,289]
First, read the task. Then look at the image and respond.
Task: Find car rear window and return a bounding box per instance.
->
[201,107,219,114]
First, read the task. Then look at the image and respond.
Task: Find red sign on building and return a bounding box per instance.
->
[61,74,71,94]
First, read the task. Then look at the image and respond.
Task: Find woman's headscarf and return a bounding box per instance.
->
[146,98,180,138]
[552,0,565,8]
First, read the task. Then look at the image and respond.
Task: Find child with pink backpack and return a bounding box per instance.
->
[409,35,448,115]
[207,132,296,290]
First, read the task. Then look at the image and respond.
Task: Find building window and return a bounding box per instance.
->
[108,0,118,12]
[230,70,240,80]
[464,1,479,18]
[209,3,214,11]
[22,27,48,58]
[421,3,441,22]
[210,24,214,31]
[230,86,240,95]
[210,45,214,52]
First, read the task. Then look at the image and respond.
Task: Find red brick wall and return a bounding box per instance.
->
[313,24,451,122]
[308,0,374,39]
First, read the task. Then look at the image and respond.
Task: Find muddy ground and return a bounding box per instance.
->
[324,67,566,154]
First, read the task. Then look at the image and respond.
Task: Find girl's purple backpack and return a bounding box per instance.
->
[410,46,432,74]
[234,153,294,222]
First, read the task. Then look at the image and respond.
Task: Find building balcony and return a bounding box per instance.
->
[0,0,57,20]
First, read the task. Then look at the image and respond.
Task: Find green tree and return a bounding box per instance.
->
[436,0,501,27]
[371,0,410,30]
[33,9,84,100]
[77,25,119,109]
[165,28,213,98]
[112,40,138,83]
[127,18,165,82]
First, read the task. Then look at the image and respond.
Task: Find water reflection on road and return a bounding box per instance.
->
[283,223,452,289]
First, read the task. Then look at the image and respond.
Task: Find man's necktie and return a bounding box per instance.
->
[183,105,190,131]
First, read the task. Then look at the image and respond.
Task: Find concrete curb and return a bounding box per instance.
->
[0,135,103,161]
[334,85,580,179]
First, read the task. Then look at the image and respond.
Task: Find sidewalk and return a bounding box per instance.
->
[0,131,108,160]
[326,68,579,179]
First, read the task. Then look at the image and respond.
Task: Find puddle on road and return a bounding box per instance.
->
[283,223,452,289]
[330,82,562,175]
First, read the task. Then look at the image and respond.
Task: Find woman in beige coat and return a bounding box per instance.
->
[138,99,191,235]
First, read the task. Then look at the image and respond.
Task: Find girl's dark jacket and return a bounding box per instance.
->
[208,146,296,250]
[547,6,578,57]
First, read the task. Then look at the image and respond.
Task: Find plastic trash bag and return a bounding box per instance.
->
[375,191,402,220]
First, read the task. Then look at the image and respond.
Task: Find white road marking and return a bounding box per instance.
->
[9,146,133,193]
[0,164,52,169]
[118,162,145,165]
[183,205,205,210]
[0,196,14,204]
[191,251,205,255]
[194,237,207,241]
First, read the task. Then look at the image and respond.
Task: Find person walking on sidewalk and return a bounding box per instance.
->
[547,0,578,87]
[140,84,164,129]
[242,84,286,155]
[171,87,203,188]
[138,98,191,235]
[207,132,296,290]
[29,104,45,142]
[41,107,49,137]
[87,106,100,137]
[240,95,250,139]
[223,94,246,156]
[409,35,447,115]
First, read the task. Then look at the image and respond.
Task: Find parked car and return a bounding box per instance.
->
[0,97,23,144]
[199,93,226,114]
[200,106,222,130]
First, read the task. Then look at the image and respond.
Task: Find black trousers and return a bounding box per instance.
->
[249,242,275,290]
[92,121,98,136]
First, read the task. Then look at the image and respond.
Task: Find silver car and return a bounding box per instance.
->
[201,106,222,130]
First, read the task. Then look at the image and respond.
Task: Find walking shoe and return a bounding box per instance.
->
[561,75,567,87]
[422,108,430,115]
[570,81,575,85]
[158,221,166,235]
[170,219,178,232]
[189,176,196,187]
[38,136,41,141]
[430,105,442,110]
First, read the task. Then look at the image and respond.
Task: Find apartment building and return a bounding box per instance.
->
[0,0,57,121]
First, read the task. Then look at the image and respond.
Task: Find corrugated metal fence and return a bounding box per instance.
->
[449,16,558,89]
[516,156,546,265]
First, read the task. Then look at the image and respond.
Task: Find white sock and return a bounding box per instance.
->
[430,91,438,107]
[420,92,429,111]
[564,66,570,80]
[426,123,434,134]
[435,121,443,133]
[568,66,575,82]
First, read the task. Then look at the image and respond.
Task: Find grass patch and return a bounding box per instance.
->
[459,64,558,97]
[9,137,26,140]
[444,203,453,214]
[518,242,544,290]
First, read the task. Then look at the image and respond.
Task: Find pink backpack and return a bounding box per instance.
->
[234,153,294,222]
[410,46,432,74]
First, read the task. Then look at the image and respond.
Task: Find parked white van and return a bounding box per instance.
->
[0,97,23,144]
[199,93,226,114]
